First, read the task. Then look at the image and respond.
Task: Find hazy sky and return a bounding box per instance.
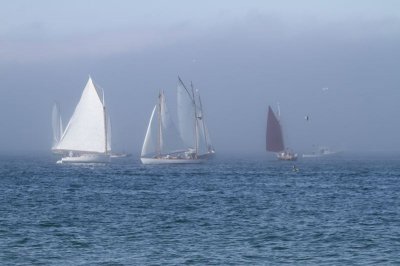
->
[1,1,400,154]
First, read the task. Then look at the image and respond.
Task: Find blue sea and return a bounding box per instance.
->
[1,153,399,265]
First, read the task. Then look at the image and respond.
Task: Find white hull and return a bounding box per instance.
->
[110,153,131,158]
[57,154,110,164]
[302,147,338,158]
[302,152,337,158]
[302,154,321,158]
[277,151,298,161]
[141,157,206,165]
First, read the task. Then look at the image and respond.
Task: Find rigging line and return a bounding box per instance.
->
[178,76,194,100]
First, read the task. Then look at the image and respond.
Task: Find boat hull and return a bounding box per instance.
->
[302,153,337,158]
[277,151,298,161]
[277,156,298,161]
[57,154,110,164]
[302,154,320,158]
[302,149,338,158]
[141,157,206,165]
[110,153,132,158]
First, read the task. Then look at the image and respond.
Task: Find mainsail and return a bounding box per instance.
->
[54,77,110,154]
[160,91,185,154]
[52,103,63,149]
[177,78,196,149]
[266,106,284,152]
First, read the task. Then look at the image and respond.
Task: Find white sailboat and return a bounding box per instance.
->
[141,90,195,164]
[52,77,111,163]
[140,78,214,164]
[266,105,297,161]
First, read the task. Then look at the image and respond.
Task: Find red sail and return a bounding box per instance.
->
[266,106,284,152]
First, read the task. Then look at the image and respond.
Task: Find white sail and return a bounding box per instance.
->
[177,78,196,149]
[55,77,109,154]
[52,103,63,149]
[159,91,186,154]
[141,105,158,157]
[195,120,207,155]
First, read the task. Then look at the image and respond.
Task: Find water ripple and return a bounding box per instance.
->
[0,155,400,264]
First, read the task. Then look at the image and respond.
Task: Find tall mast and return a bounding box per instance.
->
[191,82,199,158]
[157,91,162,157]
[59,109,63,140]
[196,89,209,149]
[102,88,108,155]
[103,106,108,155]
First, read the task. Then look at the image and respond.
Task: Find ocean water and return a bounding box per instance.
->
[0,153,399,265]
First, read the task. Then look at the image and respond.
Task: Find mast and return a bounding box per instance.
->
[191,82,199,158]
[102,88,108,155]
[196,89,209,150]
[59,112,63,141]
[103,106,108,155]
[157,91,162,157]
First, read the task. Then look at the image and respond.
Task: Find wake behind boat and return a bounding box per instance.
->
[56,153,110,163]
[140,78,215,164]
[266,105,297,161]
[52,77,112,163]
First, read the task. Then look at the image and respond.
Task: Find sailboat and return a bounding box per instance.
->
[140,90,193,164]
[140,78,214,164]
[266,105,297,161]
[52,77,111,163]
